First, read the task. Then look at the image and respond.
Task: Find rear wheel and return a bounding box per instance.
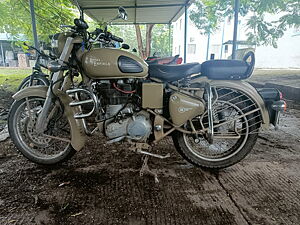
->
[172,88,261,169]
[8,97,76,165]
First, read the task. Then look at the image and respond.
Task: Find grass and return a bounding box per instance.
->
[0,68,32,91]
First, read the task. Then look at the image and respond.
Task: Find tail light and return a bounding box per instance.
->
[271,100,287,112]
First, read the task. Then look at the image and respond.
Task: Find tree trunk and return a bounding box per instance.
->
[135,25,145,58]
[135,24,155,59]
[145,24,154,58]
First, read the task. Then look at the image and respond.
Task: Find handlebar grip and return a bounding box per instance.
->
[110,35,123,43]
[91,28,104,36]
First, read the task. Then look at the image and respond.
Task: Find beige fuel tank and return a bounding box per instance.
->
[82,48,148,79]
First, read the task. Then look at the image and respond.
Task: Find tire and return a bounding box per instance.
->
[8,97,76,165]
[172,88,260,169]
[18,74,49,91]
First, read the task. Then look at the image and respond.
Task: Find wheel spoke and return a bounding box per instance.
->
[12,97,71,158]
[183,97,249,160]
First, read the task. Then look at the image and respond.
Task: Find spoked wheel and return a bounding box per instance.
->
[17,74,49,91]
[8,97,76,165]
[172,88,261,169]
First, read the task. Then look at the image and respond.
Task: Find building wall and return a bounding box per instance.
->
[255,29,300,68]
[172,12,300,68]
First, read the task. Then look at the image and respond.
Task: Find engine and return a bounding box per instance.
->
[105,110,152,141]
[93,80,151,142]
[67,78,152,142]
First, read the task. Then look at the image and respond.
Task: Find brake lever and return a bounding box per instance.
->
[60,25,73,28]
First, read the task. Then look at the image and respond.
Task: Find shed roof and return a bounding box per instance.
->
[73,0,193,24]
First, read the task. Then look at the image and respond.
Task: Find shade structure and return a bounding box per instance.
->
[73,0,193,24]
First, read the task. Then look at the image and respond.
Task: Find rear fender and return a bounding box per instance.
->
[191,78,270,129]
[12,86,86,150]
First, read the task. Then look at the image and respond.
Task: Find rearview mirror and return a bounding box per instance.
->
[121,44,130,49]
[118,6,128,20]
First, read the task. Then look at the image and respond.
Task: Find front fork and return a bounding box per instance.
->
[35,70,73,133]
[35,87,55,133]
[35,37,76,134]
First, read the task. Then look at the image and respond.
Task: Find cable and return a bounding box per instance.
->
[112,82,136,94]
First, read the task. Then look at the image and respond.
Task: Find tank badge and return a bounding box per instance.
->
[178,107,192,113]
[89,58,111,67]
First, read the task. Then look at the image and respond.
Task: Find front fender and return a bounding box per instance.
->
[13,85,48,101]
[12,86,86,150]
[192,78,270,129]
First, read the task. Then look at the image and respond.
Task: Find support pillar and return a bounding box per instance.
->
[0,42,5,67]
[183,5,188,63]
[206,33,210,60]
[168,23,171,55]
[232,0,239,59]
[29,0,39,49]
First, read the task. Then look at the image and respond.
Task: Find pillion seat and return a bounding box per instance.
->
[148,63,201,82]
[201,51,255,80]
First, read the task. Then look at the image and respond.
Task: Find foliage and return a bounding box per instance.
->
[90,22,173,58]
[0,0,76,44]
[0,0,172,56]
[151,24,173,57]
[190,0,300,47]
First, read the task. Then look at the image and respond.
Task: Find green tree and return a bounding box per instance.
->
[93,23,172,58]
[0,0,75,43]
[0,0,172,57]
[189,0,300,48]
[151,24,173,57]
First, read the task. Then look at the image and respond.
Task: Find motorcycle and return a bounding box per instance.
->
[8,5,286,182]
[17,43,53,90]
[146,54,183,65]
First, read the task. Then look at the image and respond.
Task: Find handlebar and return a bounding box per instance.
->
[90,28,104,36]
[110,34,123,43]
[90,28,123,43]
[60,25,76,29]
[23,42,56,60]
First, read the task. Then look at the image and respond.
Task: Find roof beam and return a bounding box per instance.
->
[111,22,171,25]
[82,4,187,10]
[134,0,137,24]
[169,0,191,23]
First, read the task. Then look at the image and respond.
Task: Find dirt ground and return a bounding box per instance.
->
[0,92,300,225]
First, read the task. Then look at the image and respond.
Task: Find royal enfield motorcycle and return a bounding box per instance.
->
[8,6,286,180]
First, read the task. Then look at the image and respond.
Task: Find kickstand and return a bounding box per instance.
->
[139,155,159,183]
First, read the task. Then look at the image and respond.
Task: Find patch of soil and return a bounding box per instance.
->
[0,88,300,225]
[0,88,14,131]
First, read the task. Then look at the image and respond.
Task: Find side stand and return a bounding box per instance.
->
[140,155,159,183]
[130,142,170,183]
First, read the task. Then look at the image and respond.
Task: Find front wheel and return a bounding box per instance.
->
[8,97,76,165]
[172,88,261,169]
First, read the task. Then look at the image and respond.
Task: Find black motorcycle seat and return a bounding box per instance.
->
[148,63,201,82]
[201,60,249,80]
